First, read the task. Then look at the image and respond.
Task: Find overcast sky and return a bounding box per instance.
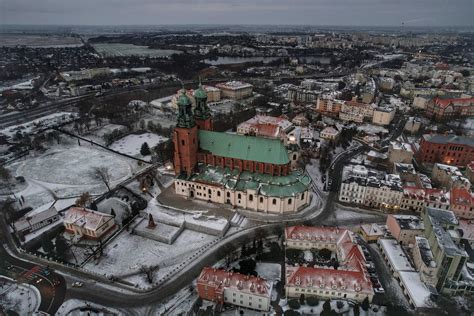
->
[0,0,472,26]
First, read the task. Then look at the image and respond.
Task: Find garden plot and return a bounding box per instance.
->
[83,228,216,288]
[109,133,168,159]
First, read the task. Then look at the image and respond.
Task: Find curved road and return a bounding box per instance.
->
[0,99,404,313]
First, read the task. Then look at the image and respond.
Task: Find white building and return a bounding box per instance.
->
[216,81,253,100]
[14,206,60,236]
[64,207,115,240]
[197,267,272,311]
[372,107,395,126]
[320,126,340,140]
[285,226,374,303]
[339,174,403,211]
[175,166,311,214]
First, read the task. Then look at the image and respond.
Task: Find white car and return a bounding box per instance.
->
[71,281,83,288]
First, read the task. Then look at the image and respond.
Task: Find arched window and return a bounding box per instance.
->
[249,194,253,201]
[181,139,185,146]
[227,192,230,198]
[260,197,264,203]
[272,199,277,205]
[237,193,241,199]
[288,198,292,205]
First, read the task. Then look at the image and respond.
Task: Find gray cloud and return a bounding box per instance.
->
[0,0,472,26]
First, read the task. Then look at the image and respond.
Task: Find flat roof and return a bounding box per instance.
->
[379,238,415,272]
[399,271,435,308]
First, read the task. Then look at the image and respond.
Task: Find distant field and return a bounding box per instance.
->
[91,43,182,57]
[0,34,83,47]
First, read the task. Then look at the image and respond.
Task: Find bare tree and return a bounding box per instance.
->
[75,192,93,208]
[91,167,112,191]
[0,165,13,191]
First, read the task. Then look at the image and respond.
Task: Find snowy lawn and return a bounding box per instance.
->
[82,228,216,288]
[9,143,135,210]
[18,145,131,186]
[255,262,281,281]
[109,132,168,159]
[0,277,41,315]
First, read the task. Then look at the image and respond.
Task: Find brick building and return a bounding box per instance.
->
[425,96,474,122]
[417,134,474,167]
[173,84,311,214]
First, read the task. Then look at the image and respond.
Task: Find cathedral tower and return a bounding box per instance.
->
[173,90,198,177]
[193,81,213,131]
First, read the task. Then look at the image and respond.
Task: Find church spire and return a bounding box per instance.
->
[176,89,195,128]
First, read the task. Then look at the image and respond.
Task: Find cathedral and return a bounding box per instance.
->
[173,83,311,214]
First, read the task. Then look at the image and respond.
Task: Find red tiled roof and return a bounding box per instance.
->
[450,188,474,207]
[286,266,373,296]
[433,97,474,108]
[197,267,271,297]
[285,226,346,244]
[256,124,280,138]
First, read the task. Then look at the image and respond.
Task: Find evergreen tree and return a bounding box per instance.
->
[55,235,69,260]
[41,234,54,255]
[361,297,370,311]
[323,299,331,312]
[353,303,360,316]
[299,294,305,305]
[140,142,151,156]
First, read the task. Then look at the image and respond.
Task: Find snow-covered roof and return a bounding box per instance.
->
[361,223,385,237]
[392,215,425,230]
[286,266,373,297]
[415,236,436,268]
[64,207,114,232]
[398,271,436,308]
[197,267,272,298]
[216,81,253,90]
[379,238,415,272]
[14,206,59,232]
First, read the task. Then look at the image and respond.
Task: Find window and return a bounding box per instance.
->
[181,139,185,146]
[217,191,221,197]
[288,198,292,205]
[208,189,211,195]
[272,199,277,205]
[238,193,241,199]
[227,192,230,198]
[260,197,263,203]
[249,194,253,201]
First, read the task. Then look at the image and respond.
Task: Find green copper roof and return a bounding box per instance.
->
[177,90,192,106]
[198,130,290,165]
[194,85,207,99]
[187,165,310,198]
[176,90,195,128]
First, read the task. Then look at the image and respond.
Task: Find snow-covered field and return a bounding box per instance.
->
[0,112,78,138]
[82,228,216,288]
[109,132,168,159]
[255,262,281,281]
[8,142,135,210]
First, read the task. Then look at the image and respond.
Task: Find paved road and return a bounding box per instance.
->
[0,217,67,314]
[0,94,407,312]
